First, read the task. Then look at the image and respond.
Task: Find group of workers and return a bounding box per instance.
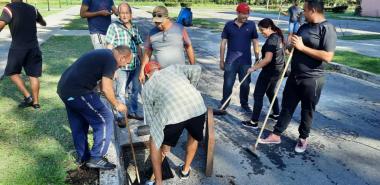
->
[0,0,336,184]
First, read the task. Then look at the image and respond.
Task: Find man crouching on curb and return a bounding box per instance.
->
[142,61,206,185]
[57,46,131,170]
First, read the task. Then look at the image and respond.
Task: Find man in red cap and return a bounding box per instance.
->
[142,62,206,185]
[218,2,260,114]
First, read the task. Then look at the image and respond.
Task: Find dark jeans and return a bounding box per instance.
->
[273,75,325,139]
[61,92,114,163]
[221,62,251,108]
[251,71,280,121]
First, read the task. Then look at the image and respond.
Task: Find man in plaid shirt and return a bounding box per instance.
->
[106,2,144,120]
[142,62,206,184]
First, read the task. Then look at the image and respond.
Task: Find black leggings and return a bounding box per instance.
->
[251,71,281,121]
[273,75,325,139]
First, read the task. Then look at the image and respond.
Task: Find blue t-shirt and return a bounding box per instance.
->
[221,20,258,65]
[82,0,114,35]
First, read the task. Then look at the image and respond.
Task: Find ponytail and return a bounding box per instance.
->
[258,18,285,44]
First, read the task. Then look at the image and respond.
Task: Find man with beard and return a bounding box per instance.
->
[218,2,260,114]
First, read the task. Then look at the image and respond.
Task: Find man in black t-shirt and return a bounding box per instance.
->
[57,46,131,170]
[259,0,337,153]
[0,0,46,109]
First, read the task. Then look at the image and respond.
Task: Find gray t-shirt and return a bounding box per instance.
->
[291,21,337,78]
[145,23,191,68]
[288,5,302,23]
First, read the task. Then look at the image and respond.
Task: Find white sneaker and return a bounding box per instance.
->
[295,138,308,153]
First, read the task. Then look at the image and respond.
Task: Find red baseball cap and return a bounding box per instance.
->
[144,61,161,75]
[236,3,250,14]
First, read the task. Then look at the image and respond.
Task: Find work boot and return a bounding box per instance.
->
[86,157,116,170]
[18,96,33,108]
[295,138,308,153]
[241,120,258,129]
[178,163,191,180]
[258,133,281,144]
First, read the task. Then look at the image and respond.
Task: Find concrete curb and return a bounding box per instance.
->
[326,62,380,85]
[99,123,125,185]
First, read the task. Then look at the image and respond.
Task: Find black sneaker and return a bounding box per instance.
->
[241,120,258,129]
[269,114,279,120]
[18,96,33,108]
[32,104,41,110]
[86,157,116,170]
[178,163,191,180]
[115,117,126,128]
[241,105,252,113]
[128,113,144,120]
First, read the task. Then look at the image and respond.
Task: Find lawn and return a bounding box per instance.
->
[338,34,380,40]
[0,36,93,184]
[63,16,88,30]
[333,50,380,74]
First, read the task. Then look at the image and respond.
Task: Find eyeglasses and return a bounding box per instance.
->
[152,13,164,18]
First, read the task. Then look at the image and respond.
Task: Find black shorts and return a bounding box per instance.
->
[162,113,206,147]
[4,47,42,77]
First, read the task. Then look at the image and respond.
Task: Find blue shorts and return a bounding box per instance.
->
[289,22,300,34]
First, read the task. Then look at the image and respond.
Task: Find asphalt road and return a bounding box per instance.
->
[132,8,380,185]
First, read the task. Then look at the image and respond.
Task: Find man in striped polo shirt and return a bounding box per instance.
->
[105,2,144,120]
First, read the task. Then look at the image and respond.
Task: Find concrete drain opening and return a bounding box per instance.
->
[122,142,152,185]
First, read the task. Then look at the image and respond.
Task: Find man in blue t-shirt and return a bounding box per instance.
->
[80,0,117,49]
[281,0,303,43]
[218,3,260,114]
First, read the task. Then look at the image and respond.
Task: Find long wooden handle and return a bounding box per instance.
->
[219,58,262,111]
[125,114,141,184]
[253,48,294,151]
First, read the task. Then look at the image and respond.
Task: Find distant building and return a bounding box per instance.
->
[361,0,380,17]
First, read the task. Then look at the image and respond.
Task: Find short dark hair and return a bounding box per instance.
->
[114,45,131,56]
[305,0,324,13]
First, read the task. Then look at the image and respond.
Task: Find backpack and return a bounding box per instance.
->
[177,7,192,27]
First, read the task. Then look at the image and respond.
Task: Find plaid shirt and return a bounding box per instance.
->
[105,20,143,70]
[142,65,207,149]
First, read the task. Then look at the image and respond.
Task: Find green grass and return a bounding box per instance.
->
[333,50,380,74]
[338,34,380,40]
[0,36,93,184]
[63,16,88,30]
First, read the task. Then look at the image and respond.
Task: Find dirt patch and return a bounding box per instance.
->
[65,165,99,185]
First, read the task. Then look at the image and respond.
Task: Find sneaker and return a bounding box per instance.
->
[178,163,191,180]
[213,108,227,115]
[115,117,126,128]
[128,113,144,120]
[241,105,252,113]
[86,157,116,170]
[241,120,258,129]
[144,180,155,185]
[295,138,308,153]
[269,114,279,120]
[32,104,40,110]
[18,96,33,108]
[258,133,281,144]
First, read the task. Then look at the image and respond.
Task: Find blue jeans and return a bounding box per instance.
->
[61,92,114,162]
[221,62,251,108]
[114,65,141,118]
[289,22,300,34]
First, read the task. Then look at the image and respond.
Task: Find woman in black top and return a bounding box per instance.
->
[242,18,285,128]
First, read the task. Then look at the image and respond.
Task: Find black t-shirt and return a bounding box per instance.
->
[261,33,285,74]
[291,21,337,78]
[0,2,44,49]
[57,49,118,99]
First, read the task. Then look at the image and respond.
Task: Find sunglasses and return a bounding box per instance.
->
[152,13,164,18]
